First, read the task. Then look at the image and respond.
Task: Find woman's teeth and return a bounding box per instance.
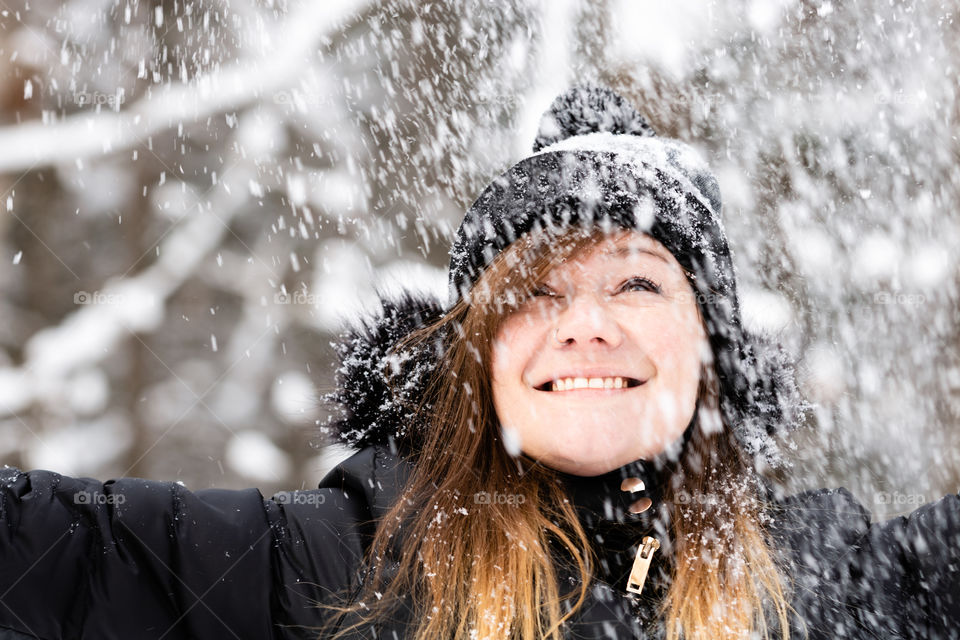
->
[550,377,628,392]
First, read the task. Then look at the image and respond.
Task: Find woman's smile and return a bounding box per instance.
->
[532,374,647,391]
[535,382,646,399]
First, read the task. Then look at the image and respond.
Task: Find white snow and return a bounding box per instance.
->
[24,412,133,476]
[537,131,722,222]
[607,0,717,79]
[225,430,292,483]
[501,424,523,457]
[270,371,320,425]
[787,227,838,280]
[65,368,111,417]
[0,0,376,173]
[740,288,794,334]
[802,343,847,405]
[851,233,901,285]
[905,244,951,289]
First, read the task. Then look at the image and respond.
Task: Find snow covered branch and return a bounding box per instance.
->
[0,0,374,174]
[0,170,252,416]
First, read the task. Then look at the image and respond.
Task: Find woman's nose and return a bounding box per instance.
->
[553,294,623,349]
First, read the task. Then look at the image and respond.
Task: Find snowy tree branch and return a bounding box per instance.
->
[0,0,374,174]
[0,171,251,416]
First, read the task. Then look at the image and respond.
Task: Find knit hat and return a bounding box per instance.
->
[323,85,804,470]
[448,86,727,302]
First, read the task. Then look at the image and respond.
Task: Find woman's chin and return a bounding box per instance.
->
[519,423,680,475]
[527,438,645,476]
[536,452,631,477]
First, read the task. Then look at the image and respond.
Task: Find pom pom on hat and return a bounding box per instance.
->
[532,85,656,152]
[532,85,721,216]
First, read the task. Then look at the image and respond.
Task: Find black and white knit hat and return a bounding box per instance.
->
[325,85,803,469]
[448,85,727,302]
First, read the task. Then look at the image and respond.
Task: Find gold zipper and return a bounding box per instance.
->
[626,536,660,595]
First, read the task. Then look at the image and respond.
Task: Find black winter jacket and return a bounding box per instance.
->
[2,443,960,639]
[2,292,959,639]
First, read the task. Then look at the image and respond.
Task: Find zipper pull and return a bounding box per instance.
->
[626,536,660,595]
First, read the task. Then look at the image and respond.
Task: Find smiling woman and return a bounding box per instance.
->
[315,85,959,640]
[335,211,792,639]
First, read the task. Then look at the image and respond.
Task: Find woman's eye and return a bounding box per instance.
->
[618,277,662,294]
[530,285,559,298]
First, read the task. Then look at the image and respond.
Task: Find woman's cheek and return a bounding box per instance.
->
[491,336,511,367]
[493,317,539,381]
[640,321,690,358]
[521,315,554,354]
[651,310,703,357]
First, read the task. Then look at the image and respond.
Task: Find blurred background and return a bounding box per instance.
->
[0,0,957,519]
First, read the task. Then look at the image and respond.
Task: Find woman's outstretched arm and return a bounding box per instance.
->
[0,462,371,640]
[846,491,960,636]
[770,486,960,638]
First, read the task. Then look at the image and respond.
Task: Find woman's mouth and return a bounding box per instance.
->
[535,376,646,392]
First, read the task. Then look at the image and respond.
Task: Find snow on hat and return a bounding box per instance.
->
[324,86,804,469]
[448,85,728,306]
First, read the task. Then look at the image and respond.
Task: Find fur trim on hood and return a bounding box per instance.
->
[319,289,446,455]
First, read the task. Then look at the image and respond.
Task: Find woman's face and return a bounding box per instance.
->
[490,231,708,476]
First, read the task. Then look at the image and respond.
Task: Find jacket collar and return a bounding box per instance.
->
[329,443,675,595]
[554,458,665,527]
[552,417,695,526]
[325,393,696,534]
[330,440,681,547]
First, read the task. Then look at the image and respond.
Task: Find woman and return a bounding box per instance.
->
[1,86,957,640]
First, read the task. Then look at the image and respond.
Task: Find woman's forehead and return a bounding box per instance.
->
[601,240,672,264]
[562,231,676,268]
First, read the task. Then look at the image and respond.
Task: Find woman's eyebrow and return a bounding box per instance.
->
[605,245,671,264]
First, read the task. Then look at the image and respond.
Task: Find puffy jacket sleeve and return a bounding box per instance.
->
[0,463,373,640]
[845,492,960,637]
[771,487,960,638]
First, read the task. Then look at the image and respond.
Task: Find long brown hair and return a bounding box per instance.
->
[320,227,796,640]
